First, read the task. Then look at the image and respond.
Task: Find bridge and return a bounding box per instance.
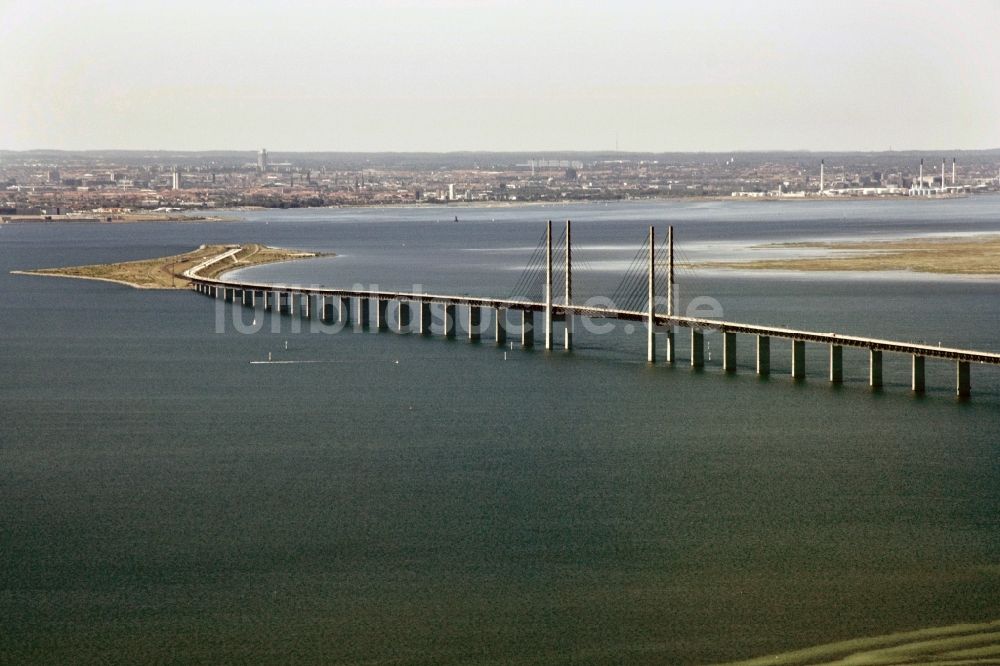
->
[186,222,1000,398]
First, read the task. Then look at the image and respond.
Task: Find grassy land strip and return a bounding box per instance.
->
[701,235,1000,276]
[12,244,326,289]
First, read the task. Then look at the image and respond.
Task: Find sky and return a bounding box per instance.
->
[1,0,998,152]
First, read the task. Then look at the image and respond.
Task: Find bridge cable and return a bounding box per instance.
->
[508,228,549,301]
[611,235,651,312]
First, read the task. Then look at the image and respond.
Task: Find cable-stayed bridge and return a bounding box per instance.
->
[188,222,1000,398]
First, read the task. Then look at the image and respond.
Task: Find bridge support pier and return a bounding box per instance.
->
[444,304,456,338]
[301,294,311,319]
[520,310,534,348]
[830,345,843,383]
[278,292,288,315]
[912,355,926,393]
[321,296,333,323]
[792,340,805,379]
[468,306,482,341]
[665,327,675,364]
[339,297,351,323]
[691,329,704,368]
[956,361,970,398]
[723,332,737,373]
[357,298,371,329]
[263,291,271,311]
[419,302,432,335]
[376,299,388,331]
[397,301,411,333]
[495,308,507,344]
[564,315,573,351]
[869,350,883,388]
[757,335,770,375]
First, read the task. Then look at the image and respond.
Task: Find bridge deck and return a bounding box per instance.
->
[193,276,1000,367]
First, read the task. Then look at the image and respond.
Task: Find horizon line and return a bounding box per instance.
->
[3,147,1000,155]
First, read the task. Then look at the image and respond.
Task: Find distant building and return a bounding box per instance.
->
[257,148,269,173]
[171,172,180,190]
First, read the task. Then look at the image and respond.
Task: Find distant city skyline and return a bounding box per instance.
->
[2,0,999,153]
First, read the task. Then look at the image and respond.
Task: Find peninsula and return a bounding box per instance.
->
[12,244,324,289]
[701,235,1000,276]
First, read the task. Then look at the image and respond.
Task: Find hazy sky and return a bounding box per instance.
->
[2,0,998,152]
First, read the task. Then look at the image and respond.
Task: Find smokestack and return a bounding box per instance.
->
[952,158,956,185]
[919,158,923,184]
[819,159,824,193]
[941,159,946,190]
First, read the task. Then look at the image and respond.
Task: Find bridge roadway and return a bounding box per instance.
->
[192,276,1000,372]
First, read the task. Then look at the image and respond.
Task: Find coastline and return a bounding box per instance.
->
[1,213,233,223]
[1,192,987,226]
[8,270,176,290]
[12,244,327,290]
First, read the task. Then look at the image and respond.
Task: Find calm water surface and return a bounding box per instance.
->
[1,198,998,664]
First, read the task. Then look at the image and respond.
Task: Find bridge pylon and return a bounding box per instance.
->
[545,220,553,350]
[648,225,656,363]
[665,225,676,363]
[564,219,572,351]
